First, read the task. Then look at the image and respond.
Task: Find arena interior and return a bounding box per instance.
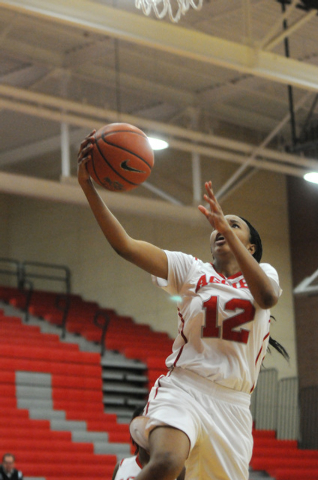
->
[0,1,317,479]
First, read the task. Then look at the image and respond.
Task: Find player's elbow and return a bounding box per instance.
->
[259,291,278,309]
[112,236,136,260]
[113,245,131,260]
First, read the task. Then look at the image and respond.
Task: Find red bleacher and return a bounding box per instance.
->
[1,285,318,480]
[251,429,318,480]
[0,309,129,480]
[0,285,170,389]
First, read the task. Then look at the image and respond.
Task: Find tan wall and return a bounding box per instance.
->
[0,193,12,285]
[1,170,296,379]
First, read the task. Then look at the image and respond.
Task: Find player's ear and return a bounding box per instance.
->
[248,244,256,255]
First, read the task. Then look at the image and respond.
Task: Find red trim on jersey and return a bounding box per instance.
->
[250,384,255,394]
[255,332,270,365]
[145,376,164,414]
[227,271,243,280]
[178,308,188,344]
[255,347,262,366]
[173,345,185,368]
[211,264,242,280]
[153,376,163,400]
[136,454,143,469]
[173,309,188,368]
[119,458,125,466]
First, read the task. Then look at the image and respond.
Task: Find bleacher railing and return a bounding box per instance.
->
[0,258,71,338]
[0,258,112,350]
[93,310,111,356]
[0,257,22,287]
[19,261,71,338]
[251,368,300,441]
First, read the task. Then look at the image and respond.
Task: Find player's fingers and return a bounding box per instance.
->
[78,131,96,152]
[80,156,91,165]
[83,130,96,142]
[203,193,218,211]
[204,181,214,198]
[198,205,207,215]
[78,143,93,162]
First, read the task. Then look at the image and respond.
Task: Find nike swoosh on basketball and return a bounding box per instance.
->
[120,159,145,173]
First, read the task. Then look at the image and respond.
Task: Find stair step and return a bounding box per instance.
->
[103,384,148,395]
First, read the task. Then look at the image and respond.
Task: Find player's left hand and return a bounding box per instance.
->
[198,181,230,234]
[77,130,96,186]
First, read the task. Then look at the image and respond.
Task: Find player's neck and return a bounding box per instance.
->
[138,448,150,467]
[213,257,241,279]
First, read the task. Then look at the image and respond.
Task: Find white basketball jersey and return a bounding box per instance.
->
[152,251,282,394]
[113,456,142,480]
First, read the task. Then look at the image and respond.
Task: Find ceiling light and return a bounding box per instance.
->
[148,136,169,150]
[304,172,318,184]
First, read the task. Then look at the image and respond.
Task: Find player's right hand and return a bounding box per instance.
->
[77,130,96,185]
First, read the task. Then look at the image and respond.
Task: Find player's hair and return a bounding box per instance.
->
[130,405,146,454]
[239,217,263,263]
[239,218,289,361]
[268,316,289,361]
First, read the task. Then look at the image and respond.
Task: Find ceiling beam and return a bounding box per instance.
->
[1,0,318,92]
[0,36,197,109]
[62,39,112,69]
[0,128,88,166]
[0,95,317,179]
[0,171,203,225]
[264,10,317,52]
[0,85,317,173]
[257,0,299,50]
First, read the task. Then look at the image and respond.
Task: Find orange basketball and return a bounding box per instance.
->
[87,123,154,192]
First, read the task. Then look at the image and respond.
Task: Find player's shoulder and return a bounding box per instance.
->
[166,250,208,266]
[259,262,278,274]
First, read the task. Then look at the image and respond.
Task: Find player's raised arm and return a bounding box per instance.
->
[77,132,168,280]
[198,181,279,309]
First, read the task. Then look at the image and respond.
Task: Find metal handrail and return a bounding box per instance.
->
[93,310,112,356]
[55,293,71,338]
[19,261,71,335]
[0,257,22,287]
[22,279,34,323]
[20,261,71,293]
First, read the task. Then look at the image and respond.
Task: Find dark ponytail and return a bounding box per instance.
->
[268,316,289,361]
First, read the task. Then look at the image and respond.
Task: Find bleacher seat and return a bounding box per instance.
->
[250,429,318,479]
[2,286,318,480]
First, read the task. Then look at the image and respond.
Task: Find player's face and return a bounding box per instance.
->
[210,215,255,258]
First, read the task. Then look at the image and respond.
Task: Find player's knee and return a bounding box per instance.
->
[149,450,184,479]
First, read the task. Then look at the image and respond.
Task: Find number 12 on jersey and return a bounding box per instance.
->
[202,296,255,344]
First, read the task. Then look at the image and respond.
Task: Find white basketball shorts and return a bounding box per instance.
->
[130,368,253,480]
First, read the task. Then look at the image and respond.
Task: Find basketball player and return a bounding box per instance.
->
[78,131,284,480]
[112,407,185,480]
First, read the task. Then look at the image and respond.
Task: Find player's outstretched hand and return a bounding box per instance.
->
[198,181,230,234]
[77,130,96,186]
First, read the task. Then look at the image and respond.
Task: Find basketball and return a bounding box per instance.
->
[87,123,154,192]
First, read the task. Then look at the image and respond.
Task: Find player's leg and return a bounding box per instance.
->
[134,425,190,480]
